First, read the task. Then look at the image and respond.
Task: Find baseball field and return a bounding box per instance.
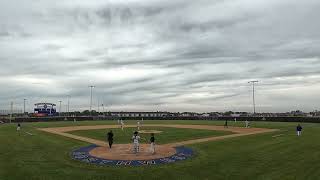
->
[1,120,319,180]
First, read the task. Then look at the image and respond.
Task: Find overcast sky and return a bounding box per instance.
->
[0,0,320,113]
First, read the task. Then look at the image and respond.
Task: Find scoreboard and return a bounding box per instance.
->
[34,103,57,116]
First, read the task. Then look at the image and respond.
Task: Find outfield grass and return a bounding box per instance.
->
[1,120,320,180]
[68,126,232,144]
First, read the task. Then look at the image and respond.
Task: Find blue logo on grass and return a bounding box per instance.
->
[71,144,194,166]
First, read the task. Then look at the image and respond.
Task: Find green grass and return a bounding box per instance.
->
[1,120,320,180]
[68,126,232,144]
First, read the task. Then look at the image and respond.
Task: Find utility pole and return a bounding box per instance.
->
[88,85,95,115]
[248,80,259,114]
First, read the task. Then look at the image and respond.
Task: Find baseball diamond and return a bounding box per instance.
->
[38,124,277,166]
[2,0,320,179]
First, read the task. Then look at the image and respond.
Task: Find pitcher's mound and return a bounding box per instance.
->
[138,130,162,134]
[89,144,176,160]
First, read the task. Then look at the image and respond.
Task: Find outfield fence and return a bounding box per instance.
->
[1,116,320,123]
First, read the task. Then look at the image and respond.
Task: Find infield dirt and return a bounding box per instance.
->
[39,124,278,160]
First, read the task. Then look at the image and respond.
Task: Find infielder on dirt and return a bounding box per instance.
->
[132,131,141,154]
[245,120,250,128]
[150,133,155,154]
[224,119,228,128]
[107,130,114,149]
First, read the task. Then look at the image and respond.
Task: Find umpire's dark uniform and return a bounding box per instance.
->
[107,131,114,149]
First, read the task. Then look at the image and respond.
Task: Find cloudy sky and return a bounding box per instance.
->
[0,0,320,113]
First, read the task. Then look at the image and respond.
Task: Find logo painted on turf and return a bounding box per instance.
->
[71,145,194,166]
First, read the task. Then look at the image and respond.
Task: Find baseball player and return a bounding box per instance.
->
[132,131,141,154]
[296,124,303,136]
[224,119,228,128]
[245,120,250,128]
[137,121,141,130]
[17,123,21,131]
[150,133,155,154]
[107,130,114,149]
[120,119,124,130]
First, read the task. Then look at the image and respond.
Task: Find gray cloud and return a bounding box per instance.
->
[0,0,320,113]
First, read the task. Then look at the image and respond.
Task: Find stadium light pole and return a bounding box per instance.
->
[97,98,100,114]
[58,100,62,116]
[10,101,13,123]
[23,99,27,115]
[248,80,259,115]
[67,95,70,116]
[88,85,95,114]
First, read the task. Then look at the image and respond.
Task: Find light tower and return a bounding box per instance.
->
[88,85,95,114]
[67,95,70,116]
[10,101,13,123]
[58,100,62,115]
[248,80,259,114]
[23,98,27,115]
